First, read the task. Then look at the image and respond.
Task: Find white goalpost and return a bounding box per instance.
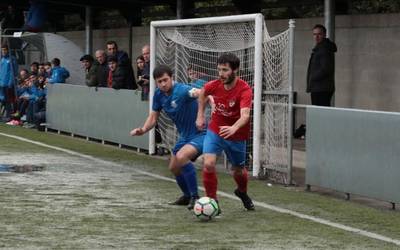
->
[149,14,295,184]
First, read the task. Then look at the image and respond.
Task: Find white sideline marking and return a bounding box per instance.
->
[1,132,400,246]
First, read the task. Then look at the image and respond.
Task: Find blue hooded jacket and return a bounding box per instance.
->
[47,66,70,84]
[0,54,18,88]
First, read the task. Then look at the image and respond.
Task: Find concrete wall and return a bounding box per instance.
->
[59,13,400,125]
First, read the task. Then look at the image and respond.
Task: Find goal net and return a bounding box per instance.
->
[150,14,294,184]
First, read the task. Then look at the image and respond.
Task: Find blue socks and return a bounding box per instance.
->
[181,162,198,198]
[175,162,198,198]
[175,174,190,198]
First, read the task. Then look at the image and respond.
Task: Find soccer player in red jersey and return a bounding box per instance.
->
[196,53,255,212]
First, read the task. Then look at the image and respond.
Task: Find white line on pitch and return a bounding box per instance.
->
[1,132,399,246]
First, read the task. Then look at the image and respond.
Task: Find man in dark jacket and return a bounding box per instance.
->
[80,54,98,87]
[306,24,337,106]
[95,50,109,87]
[108,56,129,89]
[106,41,137,90]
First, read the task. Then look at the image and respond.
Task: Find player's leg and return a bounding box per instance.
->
[172,143,201,210]
[202,130,223,201]
[224,140,255,211]
[168,140,190,206]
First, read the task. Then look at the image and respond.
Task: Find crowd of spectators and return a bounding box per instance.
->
[0,42,71,129]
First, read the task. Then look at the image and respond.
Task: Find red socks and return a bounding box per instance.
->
[233,168,248,193]
[202,169,218,200]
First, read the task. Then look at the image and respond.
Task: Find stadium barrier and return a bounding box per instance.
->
[306,106,400,205]
[46,84,149,150]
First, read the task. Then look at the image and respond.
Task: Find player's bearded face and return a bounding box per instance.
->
[218,64,236,85]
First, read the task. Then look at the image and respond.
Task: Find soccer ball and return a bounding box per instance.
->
[193,197,219,221]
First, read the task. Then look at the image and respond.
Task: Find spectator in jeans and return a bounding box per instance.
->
[0,44,18,122]
[136,55,149,100]
[95,50,109,87]
[106,41,137,90]
[80,54,99,87]
[46,58,70,84]
[108,56,130,89]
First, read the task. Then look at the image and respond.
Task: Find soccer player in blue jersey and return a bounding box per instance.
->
[130,65,205,210]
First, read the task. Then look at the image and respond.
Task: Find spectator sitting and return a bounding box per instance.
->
[44,61,51,78]
[106,41,137,90]
[108,56,130,90]
[46,58,69,84]
[8,73,35,126]
[80,54,99,87]
[30,61,39,76]
[136,55,149,100]
[95,50,109,87]
[38,63,46,76]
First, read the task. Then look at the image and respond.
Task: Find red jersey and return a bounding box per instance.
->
[204,78,252,141]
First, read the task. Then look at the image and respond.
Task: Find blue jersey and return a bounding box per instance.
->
[153,83,204,139]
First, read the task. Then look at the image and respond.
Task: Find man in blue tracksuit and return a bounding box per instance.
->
[46,58,70,84]
[0,44,18,121]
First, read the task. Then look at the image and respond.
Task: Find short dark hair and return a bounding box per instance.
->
[107,56,118,63]
[313,24,326,34]
[217,53,240,71]
[51,58,60,66]
[136,55,145,62]
[80,54,94,62]
[106,41,118,50]
[44,62,51,67]
[153,65,173,79]
[1,44,8,49]
[30,62,39,67]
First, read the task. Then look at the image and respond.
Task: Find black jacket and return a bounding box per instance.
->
[96,61,109,88]
[306,38,337,93]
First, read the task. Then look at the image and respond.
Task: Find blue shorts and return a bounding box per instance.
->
[173,133,205,160]
[203,129,247,167]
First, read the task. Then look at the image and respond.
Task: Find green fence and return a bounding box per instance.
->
[46,84,149,150]
[306,106,400,204]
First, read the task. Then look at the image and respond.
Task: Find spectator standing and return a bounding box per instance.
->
[23,0,47,32]
[95,50,109,87]
[46,58,69,84]
[0,44,18,122]
[140,44,162,145]
[0,5,24,35]
[106,41,137,89]
[306,24,337,106]
[141,44,150,76]
[80,54,99,87]
[108,56,129,89]
[136,55,149,100]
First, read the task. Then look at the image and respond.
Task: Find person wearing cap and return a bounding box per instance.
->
[80,54,99,87]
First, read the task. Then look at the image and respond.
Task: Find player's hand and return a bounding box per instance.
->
[196,115,206,130]
[130,128,145,136]
[219,126,237,139]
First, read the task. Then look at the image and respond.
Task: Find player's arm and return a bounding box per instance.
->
[196,88,208,130]
[130,111,160,136]
[219,107,250,139]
